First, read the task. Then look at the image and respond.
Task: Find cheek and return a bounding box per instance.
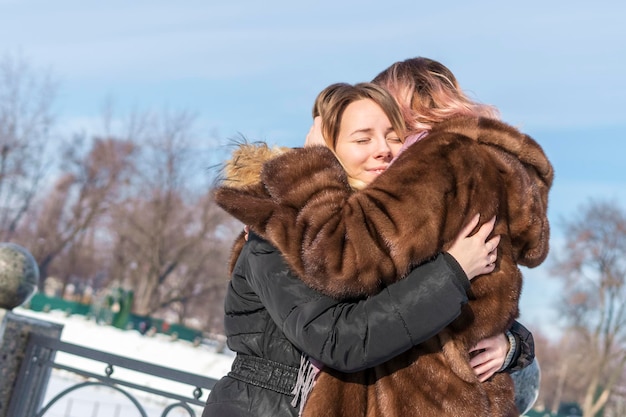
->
[336,148,365,175]
[389,143,405,157]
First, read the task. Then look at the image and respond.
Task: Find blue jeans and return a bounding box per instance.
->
[511,359,540,415]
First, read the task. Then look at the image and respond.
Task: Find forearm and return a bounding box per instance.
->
[247,244,469,372]
[300,255,470,372]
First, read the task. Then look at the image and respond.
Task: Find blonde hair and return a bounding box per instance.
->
[372,57,499,134]
[313,82,406,151]
[311,82,406,189]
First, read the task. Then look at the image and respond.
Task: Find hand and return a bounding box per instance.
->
[446,214,500,280]
[469,333,509,381]
[304,116,325,147]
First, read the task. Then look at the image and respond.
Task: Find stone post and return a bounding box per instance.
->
[0,310,64,417]
[0,243,64,417]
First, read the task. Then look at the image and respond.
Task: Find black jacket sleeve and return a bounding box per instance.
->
[505,320,536,373]
[242,234,470,372]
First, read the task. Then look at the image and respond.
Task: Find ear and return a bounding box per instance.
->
[213,183,277,231]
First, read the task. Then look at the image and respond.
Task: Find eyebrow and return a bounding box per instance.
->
[349,127,396,136]
[349,128,374,136]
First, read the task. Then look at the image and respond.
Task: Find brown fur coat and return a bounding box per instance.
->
[214,116,553,417]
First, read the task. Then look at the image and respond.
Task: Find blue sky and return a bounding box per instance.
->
[2,0,625,337]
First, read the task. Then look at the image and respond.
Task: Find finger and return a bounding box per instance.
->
[473,360,491,374]
[473,361,495,379]
[470,355,485,368]
[477,368,497,382]
[460,213,480,237]
[470,349,492,367]
[481,363,499,379]
[487,235,501,251]
[308,116,324,146]
[305,117,322,147]
[304,126,316,146]
[470,340,487,352]
[482,215,496,233]
[474,218,494,241]
[472,359,499,378]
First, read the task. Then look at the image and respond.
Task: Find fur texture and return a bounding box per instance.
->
[214,116,553,417]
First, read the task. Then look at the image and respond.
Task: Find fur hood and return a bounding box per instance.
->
[219,142,288,188]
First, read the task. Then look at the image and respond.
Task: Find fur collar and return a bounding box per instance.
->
[219,142,288,188]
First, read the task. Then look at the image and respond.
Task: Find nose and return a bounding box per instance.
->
[374,138,393,160]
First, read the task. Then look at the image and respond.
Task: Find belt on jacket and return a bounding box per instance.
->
[228,354,299,395]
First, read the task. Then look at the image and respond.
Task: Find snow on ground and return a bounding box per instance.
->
[14,308,235,379]
[13,307,234,416]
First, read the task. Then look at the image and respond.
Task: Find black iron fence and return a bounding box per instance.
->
[7,333,218,417]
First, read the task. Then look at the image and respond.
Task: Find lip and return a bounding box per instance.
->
[367,166,388,173]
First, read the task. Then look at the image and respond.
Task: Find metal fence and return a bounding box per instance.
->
[7,333,218,417]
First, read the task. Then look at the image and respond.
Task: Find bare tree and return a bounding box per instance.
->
[604,377,626,417]
[15,136,135,289]
[550,199,626,417]
[537,331,596,414]
[0,53,56,240]
[532,329,561,412]
[108,109,236,327]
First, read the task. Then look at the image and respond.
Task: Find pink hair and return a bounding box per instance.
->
[372,57,499,135]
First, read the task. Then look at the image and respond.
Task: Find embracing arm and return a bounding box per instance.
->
[241,233,470,372]
[468,319,536,381]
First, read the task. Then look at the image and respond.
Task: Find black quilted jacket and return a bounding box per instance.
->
[202,233,533,417]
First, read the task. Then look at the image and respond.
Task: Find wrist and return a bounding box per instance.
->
[442,252,470,292]
[499,330,517,372]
